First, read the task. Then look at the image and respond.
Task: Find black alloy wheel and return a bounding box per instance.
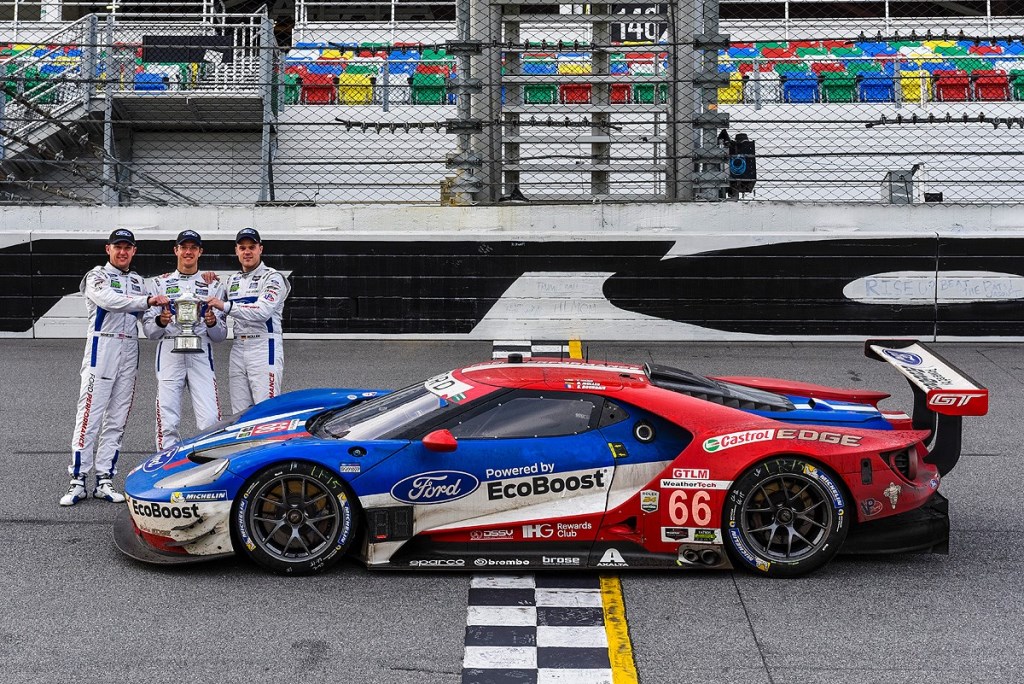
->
[235,461,357,575]
[724,457,850,578]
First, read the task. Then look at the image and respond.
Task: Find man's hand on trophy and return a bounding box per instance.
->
[205,296,226,312]
[158,305,173,328]
[147,294,170,307]
[203,305,217,327]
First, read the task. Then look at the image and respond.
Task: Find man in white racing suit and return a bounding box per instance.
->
[205,228,291,413]
[142,230,227,450]
[61,229,170,506]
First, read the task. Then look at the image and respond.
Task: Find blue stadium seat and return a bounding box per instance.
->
[307,62,342,75]
[728,47,758,58]
[133,72,167,91]
[523,60,557,75]
[782,74,818,102]
[388,61,418,76]
[858,74,895,101]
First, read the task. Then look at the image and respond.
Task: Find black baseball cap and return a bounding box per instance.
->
[235,227,262,244]
[176,230,203,246]
[107,229,136,245]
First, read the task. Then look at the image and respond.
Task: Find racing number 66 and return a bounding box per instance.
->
[668,490,712,526]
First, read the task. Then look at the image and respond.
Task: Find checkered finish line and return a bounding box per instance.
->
[462,574,637,684]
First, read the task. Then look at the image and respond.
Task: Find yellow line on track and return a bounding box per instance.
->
[569,338,583,359]
[600,575,639,684]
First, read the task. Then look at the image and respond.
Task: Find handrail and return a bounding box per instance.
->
[0,15,94,68]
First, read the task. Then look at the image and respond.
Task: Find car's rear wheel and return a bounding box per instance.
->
[724,457,850,578]
[234,461,358,575]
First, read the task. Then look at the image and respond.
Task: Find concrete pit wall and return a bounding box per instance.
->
[1,201,1023,340]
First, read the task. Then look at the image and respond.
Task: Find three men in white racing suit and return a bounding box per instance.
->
[61,229,171,506]
[142,230,227,450]
[205,228,291,413]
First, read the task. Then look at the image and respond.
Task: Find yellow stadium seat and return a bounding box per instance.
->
[337,72,373,104]
[320,49,343,61]
[557,60,591,75]
[899,70,930,103]
[718,73,744,103]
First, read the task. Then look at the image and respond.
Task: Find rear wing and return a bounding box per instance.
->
[865,339,988,475]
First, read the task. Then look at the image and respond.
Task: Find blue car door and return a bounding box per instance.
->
[377,390,617,551]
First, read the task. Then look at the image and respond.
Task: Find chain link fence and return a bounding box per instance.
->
[0,0,1023,204]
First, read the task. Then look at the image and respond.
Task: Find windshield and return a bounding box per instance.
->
[314,383,453,441]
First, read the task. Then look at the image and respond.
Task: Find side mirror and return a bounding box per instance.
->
[422,429,458,453]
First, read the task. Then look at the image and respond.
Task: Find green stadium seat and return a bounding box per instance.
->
[524,83,557,104]
[775,62,809,75]
[821,72,857,102]
[284,72,300,104]
[633,82,668,103]
[411,72,446,104]
[1011,70,1024,100]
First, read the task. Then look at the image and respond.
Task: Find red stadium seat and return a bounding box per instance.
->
[300,72,336,104]
[811,61,845,74]
[611,83,631,103]
[560,83,592,103]
[973,70,1010,100]
[933,70,970,101]
[762,47,796,59]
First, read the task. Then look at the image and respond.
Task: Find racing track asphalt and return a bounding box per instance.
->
[1,339,1022,684]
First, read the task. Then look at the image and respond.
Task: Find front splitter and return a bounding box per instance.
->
[112,508,235,565]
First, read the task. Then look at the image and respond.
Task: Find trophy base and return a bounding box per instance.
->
[172,336,204,354]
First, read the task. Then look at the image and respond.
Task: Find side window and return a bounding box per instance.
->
[450,396,598,439]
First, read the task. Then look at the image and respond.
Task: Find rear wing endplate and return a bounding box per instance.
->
[865,339,988,475]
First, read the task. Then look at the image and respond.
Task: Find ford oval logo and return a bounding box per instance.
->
[883,349,923,366]
[142,446,179,473]
[390,470,479,505]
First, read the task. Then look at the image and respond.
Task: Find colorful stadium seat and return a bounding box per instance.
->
[337,72,374,104]
[858,73,895,101]
[718,73,744,103]
[933,70,970,101]
[284,72,301,105]
[898,69,930,103]
[133,72,168,91]
[781,73,818,102]
[300,72,336,104]
[973,70,1010,100]
[559,83,592,103]
[821,72,857,102]
[611,83,632,103]
[524,83,557,104]
[411,72,446,104]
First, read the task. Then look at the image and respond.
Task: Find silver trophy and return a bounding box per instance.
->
[171,292,203,354]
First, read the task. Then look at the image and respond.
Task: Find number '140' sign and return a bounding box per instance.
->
[611,4,668,44]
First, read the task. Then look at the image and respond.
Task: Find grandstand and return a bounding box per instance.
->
[1,0,1023,204]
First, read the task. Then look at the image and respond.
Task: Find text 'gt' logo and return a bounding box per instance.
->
[928,393,981,407]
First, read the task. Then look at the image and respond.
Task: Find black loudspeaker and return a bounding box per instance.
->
[728,134,756,195]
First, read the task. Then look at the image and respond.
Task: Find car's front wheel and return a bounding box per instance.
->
[234,461,358,575]
[724,457,850,578]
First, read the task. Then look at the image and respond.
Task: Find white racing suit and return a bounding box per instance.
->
[142,271,227,450]
[70,263,151,479]
[223,262,290,414]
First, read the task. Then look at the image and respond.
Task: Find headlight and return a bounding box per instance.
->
[154,459,229,489]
